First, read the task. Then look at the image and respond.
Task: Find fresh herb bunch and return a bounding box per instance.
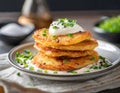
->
[99,16,120,33]
[15,50,34,65]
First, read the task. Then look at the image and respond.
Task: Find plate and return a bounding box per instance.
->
[8,40,120,81]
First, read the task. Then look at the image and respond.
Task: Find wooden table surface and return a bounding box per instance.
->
[0,11,120,93]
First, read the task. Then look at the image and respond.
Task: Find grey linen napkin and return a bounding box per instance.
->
[0,53,120,93]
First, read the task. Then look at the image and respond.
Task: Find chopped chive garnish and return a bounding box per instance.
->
[90,65,99,69]
[16,52,20,57]
[69,23,74,27]
[17,72,21,76]
[63,59,68,64]
[99,56,112,67]
[27,82,35,87]
[44,70,48,73]
[29,66,34,71]
[15,50,34,66]
[42,28,47,32]
[90,57,95,60]
[52,26,58,29]
[37,69,42,73]
[57,18,76,28]
[68,33,73,38]
[67,70,77,74]
[53,71,58,74]
[58,18,64,23]
[99,56,105,61]
[98,66,102,69]
[102,63,112,67]
[84,69,90,73]
[51,35,57,39]
[42,33,46,36]
[42,28,47,36]
[24,64,28,68]
[63,23,69,27]
[24,50,31,54]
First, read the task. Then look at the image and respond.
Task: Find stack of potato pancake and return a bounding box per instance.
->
[32,28,99,71]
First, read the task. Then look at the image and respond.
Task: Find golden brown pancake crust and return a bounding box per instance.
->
[34,43,97,58]
[32,28,99,71]
[32,51,99,71]
[35,39,98,51]
[50,39,98,51]
[33,29,92,46]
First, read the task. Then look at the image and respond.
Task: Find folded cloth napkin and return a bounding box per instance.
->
[0,53,120,93]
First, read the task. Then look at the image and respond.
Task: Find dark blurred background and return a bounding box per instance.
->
[0,0,120,12]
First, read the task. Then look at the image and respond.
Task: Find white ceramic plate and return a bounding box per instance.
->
[8,40,120,81]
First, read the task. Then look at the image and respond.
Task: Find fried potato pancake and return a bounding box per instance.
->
[33,29,92,46]
[34,43,96,57]
[32,51,99,71]
[35,39,98,51]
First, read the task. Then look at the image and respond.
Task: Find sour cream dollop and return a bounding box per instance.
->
[49,18,84,36]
